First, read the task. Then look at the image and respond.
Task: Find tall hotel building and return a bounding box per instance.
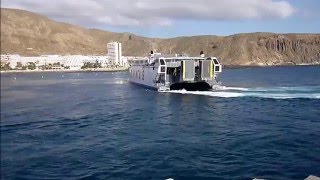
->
[107,41,122,66]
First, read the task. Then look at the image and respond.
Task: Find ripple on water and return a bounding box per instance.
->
[1,68,320,180]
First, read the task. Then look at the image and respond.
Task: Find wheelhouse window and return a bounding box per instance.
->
[160,59,165,65]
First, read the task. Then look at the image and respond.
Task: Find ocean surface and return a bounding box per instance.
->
[1,66,320,180]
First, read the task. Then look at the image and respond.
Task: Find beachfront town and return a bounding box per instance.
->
[0,41,146,72]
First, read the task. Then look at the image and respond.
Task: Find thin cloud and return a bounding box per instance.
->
[2,0,296,27]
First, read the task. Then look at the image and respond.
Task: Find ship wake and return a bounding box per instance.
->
[166,85,320,99]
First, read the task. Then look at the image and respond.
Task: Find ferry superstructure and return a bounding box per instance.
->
[128,51,222,91]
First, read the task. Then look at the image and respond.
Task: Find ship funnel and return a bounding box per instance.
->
[200,50,205,57]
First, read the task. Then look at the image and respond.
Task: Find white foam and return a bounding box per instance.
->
[220,86,249,91]
[166,85,320,99]
[114,80,127,84]
[168,90,244,98]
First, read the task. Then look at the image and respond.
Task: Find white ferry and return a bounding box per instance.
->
[128,51,222,91]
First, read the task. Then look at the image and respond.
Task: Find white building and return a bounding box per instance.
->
[121,57,129,67]
[88,56,109,67]
[107,41,122,66]
[63,55,108,70]
[64,55,84,70]
[1,54,110,70]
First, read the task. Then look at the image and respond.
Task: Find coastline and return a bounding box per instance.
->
[1,64,319,73]
[0,67,129,74]
[223,63,320,69]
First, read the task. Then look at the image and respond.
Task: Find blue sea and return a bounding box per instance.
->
[1,66,320,180]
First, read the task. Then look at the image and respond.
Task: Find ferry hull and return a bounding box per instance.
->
[129,66,159,90]
[128,53,222,92]
[129,81,158,91]
[129,77,158,91]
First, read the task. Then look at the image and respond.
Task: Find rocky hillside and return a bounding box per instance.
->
[1,8,320,66]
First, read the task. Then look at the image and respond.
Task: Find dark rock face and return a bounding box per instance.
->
[249,34,320,65]
[264,35,319,55]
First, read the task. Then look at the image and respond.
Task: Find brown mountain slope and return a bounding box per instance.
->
[1,8,320,66]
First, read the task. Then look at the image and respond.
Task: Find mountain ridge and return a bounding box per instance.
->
[1,8,320,66]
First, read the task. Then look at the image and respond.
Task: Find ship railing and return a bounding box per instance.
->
[165,61,200,67]
[166,62,180,67]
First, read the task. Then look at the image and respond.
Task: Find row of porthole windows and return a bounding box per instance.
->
[130,69,144,80]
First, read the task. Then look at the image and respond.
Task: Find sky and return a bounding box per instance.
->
[1,0,320,38]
